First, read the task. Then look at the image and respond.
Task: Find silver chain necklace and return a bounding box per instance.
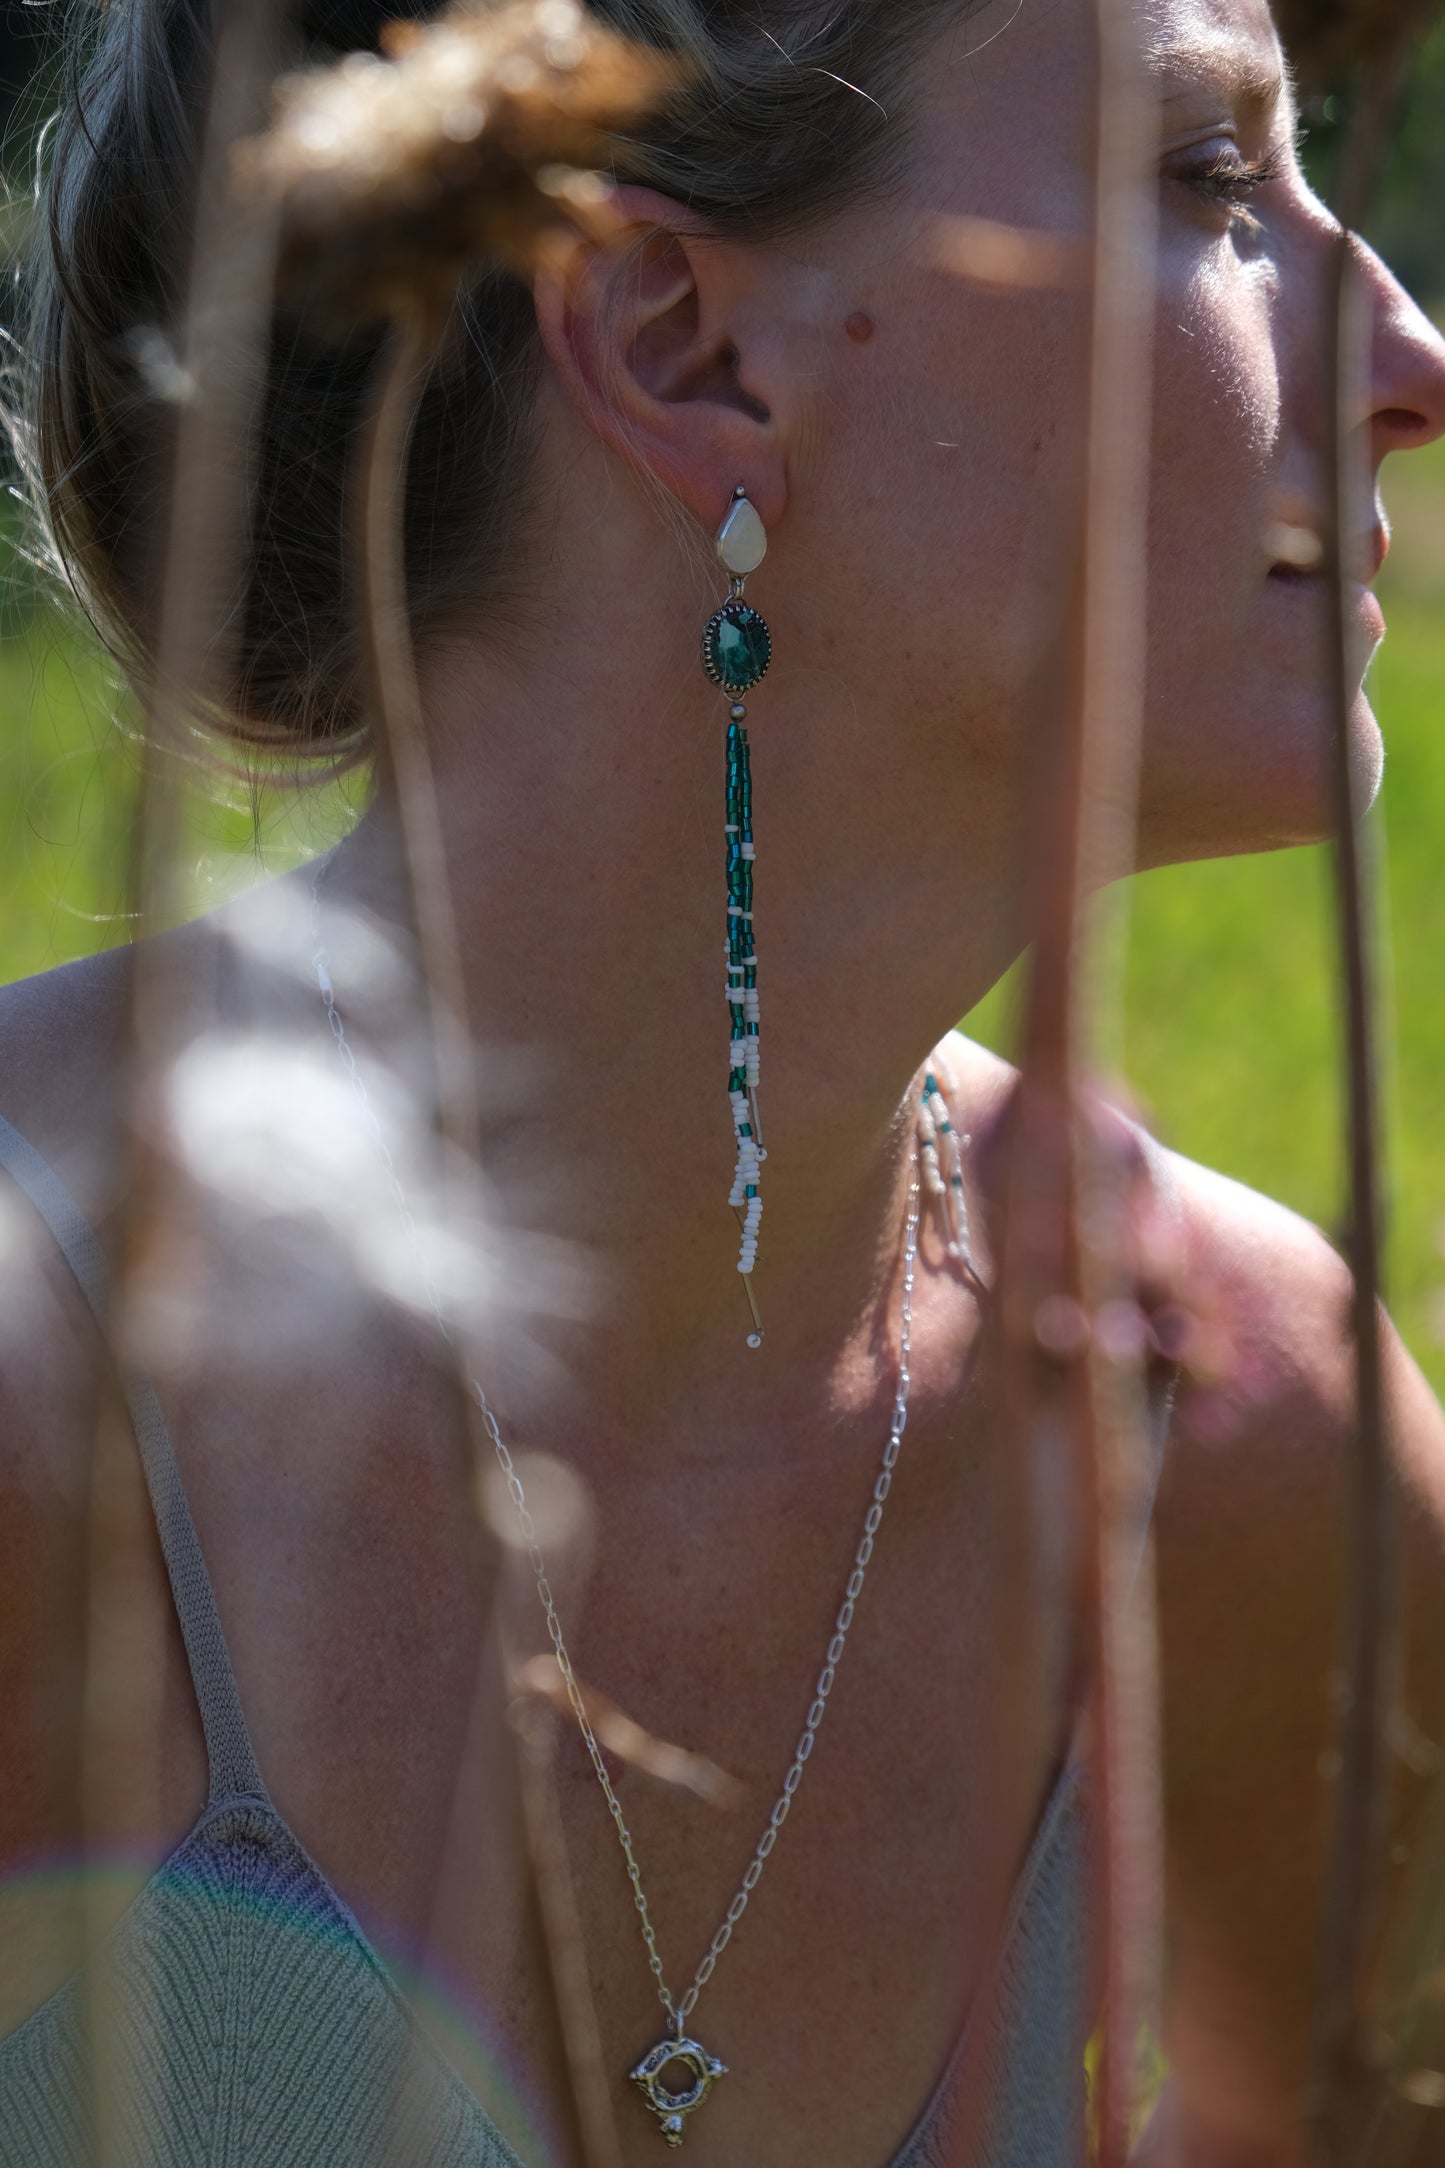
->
[311,872,923,2149]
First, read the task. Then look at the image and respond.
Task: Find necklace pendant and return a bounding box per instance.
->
[630,2036,728,2148]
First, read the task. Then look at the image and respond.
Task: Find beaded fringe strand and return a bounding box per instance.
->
[725,708,765,1344]
[919,1071,973,1266]
[704,486,773,1349]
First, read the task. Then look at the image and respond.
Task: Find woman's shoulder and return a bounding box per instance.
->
[0,950,144,1502]
[0,914,238,1191]
[0,943,142,1182]
[0,953,140,1877]
[0,931,218,1496]
[945,1033,1445,2123]
[941,1027,1445,1607]
[941,1025,1361,1376]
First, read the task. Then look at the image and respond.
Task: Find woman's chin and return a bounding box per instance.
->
[1134,690,1385,871]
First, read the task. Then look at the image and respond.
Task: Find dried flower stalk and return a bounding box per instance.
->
[88,0,287,2155]
[228,9,678,2157]
[234,0,678,325]
[512,1654,746,1808]
[510,1693,625,2168]
[351,302,635,2168]
[979,0,1162,2160]
[1308,6,1440,2157]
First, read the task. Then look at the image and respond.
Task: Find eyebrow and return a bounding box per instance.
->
[1149,41,1298,126]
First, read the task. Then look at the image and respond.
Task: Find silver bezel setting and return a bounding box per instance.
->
[702,599,773,697]
[630,2035,728,2147]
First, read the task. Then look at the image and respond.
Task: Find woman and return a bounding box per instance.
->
[3,0,1445,2160]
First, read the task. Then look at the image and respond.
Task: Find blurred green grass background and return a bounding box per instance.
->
[2,436,1442,1397]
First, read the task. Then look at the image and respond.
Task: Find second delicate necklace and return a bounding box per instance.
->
[312,875,938,2148]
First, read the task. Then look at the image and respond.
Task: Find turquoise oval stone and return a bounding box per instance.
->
[703,604,772,694]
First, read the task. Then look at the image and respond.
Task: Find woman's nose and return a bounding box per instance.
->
[1357,235,1445,462]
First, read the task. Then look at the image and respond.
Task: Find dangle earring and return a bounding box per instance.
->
[702,486,772,1349]
[918,1071,977,1276]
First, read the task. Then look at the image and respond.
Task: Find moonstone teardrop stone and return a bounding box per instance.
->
[715,497,768,576]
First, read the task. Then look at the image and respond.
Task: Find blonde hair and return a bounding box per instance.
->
[26,1,957,750]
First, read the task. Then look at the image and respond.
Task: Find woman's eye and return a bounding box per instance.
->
[1171,146,1285,214]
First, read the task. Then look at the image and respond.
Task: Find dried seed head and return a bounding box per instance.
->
[233,0,680,327]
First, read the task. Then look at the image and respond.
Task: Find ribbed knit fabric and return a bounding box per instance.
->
[0,1110,1173,2166]
[0,1797,526,2168]
[887,1760,1093,2168]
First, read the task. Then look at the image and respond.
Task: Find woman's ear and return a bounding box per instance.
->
[533,186,790,532]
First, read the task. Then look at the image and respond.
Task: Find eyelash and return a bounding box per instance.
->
[1175,146,1286,211]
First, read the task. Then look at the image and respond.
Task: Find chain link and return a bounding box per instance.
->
[312,868,923,2039]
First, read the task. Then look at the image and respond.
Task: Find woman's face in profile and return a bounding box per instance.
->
[794,0,1445,873]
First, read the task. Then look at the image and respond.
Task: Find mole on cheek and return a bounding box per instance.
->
[844,311,875,345]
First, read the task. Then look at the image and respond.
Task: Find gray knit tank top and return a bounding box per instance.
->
[0,1110,1169,2166]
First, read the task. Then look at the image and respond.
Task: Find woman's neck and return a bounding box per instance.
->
[321,578,1024,1433]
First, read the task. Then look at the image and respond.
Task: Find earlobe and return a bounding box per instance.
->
[532,191,788,532]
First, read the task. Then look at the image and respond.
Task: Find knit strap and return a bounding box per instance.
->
[0,1112,266,1804]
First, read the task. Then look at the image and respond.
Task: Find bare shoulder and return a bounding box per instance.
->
[1148,1140,1445,1591]
[0,944,135,1159]
[1143,1143,1445,2132]
[941,1025,1426,1446]
[0,919,231,1186]
[932,1026,1016,1115]
[0,949,140,1872]
[0,910,248,1411]
[0,927,234,1882]
[0,926,224,1506]
[0,944,140,1438]
[945,1033,1445,2132]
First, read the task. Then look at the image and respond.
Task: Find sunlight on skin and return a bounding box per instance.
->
[3,0,1445,2162]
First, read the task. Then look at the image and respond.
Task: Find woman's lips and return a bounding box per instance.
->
[1266,562,1386,642]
